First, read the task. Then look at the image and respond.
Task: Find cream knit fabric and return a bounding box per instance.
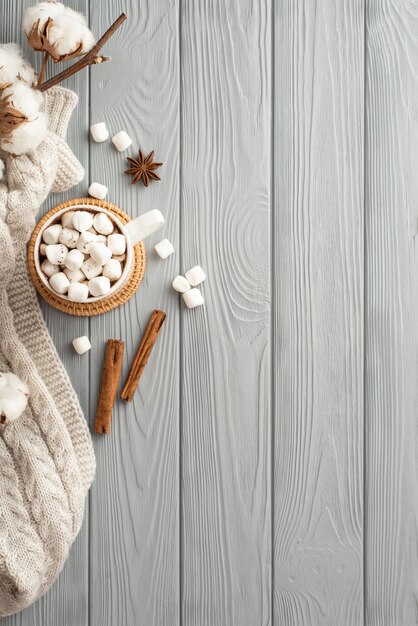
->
[0,87,95,617]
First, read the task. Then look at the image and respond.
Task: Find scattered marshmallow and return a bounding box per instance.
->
[41,259,59,278]
[64,267,84,283]
[112,130,132,152]
[77,231,97,253]
[61,210,75,229]
[81,257,103,280]
[155,238,174,260]
[88,182,108,200]
[172,275,191,293]
[90,122,109,143]
[183,288,204,309]
[107,233,126,256]
[72,336,91,355]
[45,243,68,265]
[96,234,107,244]
[59,227,79,249]
[89,276,111,297]
[185,265,206,286]
[64,248,84,271]
[93,212,114,235]
[72,211,94,232]
[49,272,70,295]
[90,242,112,266]
[39,243,47,256]
[68,283,89,302]
[102,259,122,282]
[43,223,62,244]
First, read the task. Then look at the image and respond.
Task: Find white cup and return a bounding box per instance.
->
[34,205,164,302]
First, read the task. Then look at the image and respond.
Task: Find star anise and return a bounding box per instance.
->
[125,149,162,187]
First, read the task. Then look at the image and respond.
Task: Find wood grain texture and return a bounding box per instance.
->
[0,1,90,625]
[273,1,364,624]
[365,2,418,623]
[180,2,271,625]
[88,1,180,625]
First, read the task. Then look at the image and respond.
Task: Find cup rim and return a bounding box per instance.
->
[34,204,133,303]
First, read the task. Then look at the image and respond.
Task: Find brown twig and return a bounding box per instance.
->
[37,51,49,86]
[94,340,125,435]
[37,13,126,93]
[121,310,166,402]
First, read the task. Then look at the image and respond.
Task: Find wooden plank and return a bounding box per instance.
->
[180,2,271,625]
[365,2,418,623]
[273,1,364,624]
[1,0,90,625]
[88,1,180,625]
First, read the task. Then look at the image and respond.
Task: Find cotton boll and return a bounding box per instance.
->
[46,11,95,60]
[1,111,48,155]
[5,373,29,397]
[0,387,28,424]
[3,82,43,118]
[0,43,35,88]
[23,2,66,37]
[0,373,8,392]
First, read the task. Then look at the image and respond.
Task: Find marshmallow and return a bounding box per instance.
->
[72,211,94,232]
[102,259,122,282]
[185,265,206,286]
[90,242,112,266]
[64,248,84,271]
[72,335,91,355]
[107,233,126,256]
[89,276,111,297]
[88,182,108,200]
[96,234,107,244]
[45,244,68,265]
[155,238,174,259]
[39,243,47,256]
[41,259,60,278]
[77,231,98,253]
[59,227,79,249]
[112,130,132,152]
[61,210,75,229]
[81,257,103,280]
[172,275,191,293]
[90,122,109,143]
[49,272,70,295]
[43,224,62,244]
[93,213,113,235]
[64,267,84,283]
[68,283,89,302]
[113,254,126,262]
[183,288,204,309]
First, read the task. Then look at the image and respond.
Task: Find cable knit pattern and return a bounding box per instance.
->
[0,87,95,618]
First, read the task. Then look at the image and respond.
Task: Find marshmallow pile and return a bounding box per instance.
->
[173,265,206,308]
[39,209,127,301]
[0,372,30,425]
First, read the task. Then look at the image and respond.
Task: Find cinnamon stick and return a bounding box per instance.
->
[38,13,126,93]
[94,339,125,434]
[121,310,166,402]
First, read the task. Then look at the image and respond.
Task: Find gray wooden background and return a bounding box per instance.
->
[1,0,417,624]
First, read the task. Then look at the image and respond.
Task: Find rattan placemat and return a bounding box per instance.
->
[27,198,146,317]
